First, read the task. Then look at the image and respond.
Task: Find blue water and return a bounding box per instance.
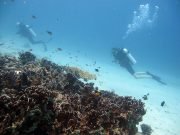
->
[1,0,180,78]
[1,0,180,134]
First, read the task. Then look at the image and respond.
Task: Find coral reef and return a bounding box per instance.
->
[0,56,5,69]
[141,124,152,135]
[0,51,146,135]
[19,51,36,65]
[62,66,97,81]
[0,86,57,135]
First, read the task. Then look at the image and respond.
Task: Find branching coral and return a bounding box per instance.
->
[0,52,146,135]
[19,51,36,65]
[0,86,57,135]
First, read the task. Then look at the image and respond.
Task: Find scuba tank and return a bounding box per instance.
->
[29,28,37,37]
[122,48,137,65]
[25,25,37,37]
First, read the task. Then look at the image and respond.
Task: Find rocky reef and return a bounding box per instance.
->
[0,52,146,135]
[19,51,36,65]
[141,124,152,135]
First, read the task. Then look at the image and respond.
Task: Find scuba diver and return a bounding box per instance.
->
[112,48,166,85]
[16,22,47,51]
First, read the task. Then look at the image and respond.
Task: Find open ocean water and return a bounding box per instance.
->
[0,0,180,135]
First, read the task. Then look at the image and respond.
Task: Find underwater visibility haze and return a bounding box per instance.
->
[0,0,180,135]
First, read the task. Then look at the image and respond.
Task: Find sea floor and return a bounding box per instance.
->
[1,36,180,135]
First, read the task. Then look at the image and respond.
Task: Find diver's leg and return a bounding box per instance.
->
[135,72,148,74]
[134,71,166,84]
[146,71,167,85]
[133,72,152,79]
[123,63,152,79]
[29,38,47,51]
[125,63,135,76]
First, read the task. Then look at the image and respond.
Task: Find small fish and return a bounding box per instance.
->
[142,93,149,100]
[29,49,33,52]
[0,43,4,46]
[46,31,53,35]
[142,95,148,100]
[32,15,37,19]
[93,90,101,96]
[161,101,165,107]
[95,68,99,72]
[57,48,62,51]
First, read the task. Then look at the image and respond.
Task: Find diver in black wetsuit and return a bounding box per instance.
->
[16,22,47,51]
[112,48,166,85]
[112,48,136,75]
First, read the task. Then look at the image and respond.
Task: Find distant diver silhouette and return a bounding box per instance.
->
[16,22,47,51]
[112,47,166,85]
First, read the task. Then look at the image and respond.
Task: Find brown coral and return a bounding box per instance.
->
[0,52,146,135]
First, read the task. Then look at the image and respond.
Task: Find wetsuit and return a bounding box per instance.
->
[17,23,47,51]
[112,48,135,75]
